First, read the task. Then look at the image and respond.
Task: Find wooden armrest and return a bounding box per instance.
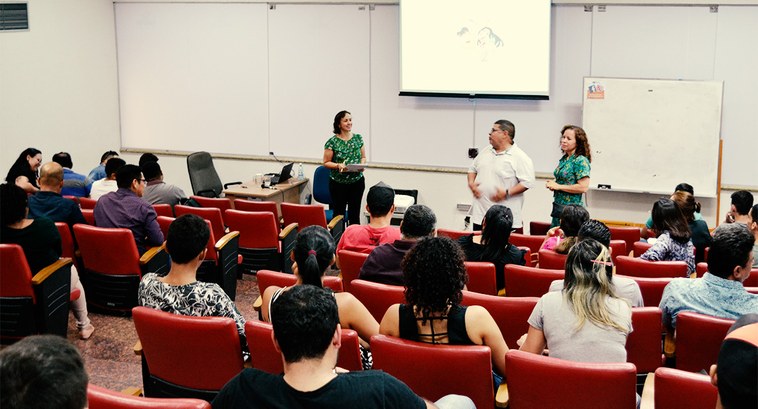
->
[253,295,262,312]
[495,382,509,408]
[639,372,655,409]
[139,243,166,264]
[216,231,240,250]
[498,288,506,296]
[121,387,142,397]
[327,215,344,230]
[133,340,142,356]
[31,258,73,285]
[279,222,298,240]
[664,331,676,358]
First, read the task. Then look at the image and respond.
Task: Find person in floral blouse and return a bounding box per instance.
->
[323,110,366,226]
[546,125,591,227]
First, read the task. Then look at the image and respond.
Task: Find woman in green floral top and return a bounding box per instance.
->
[323,110,366,225]
[546,125,591,227]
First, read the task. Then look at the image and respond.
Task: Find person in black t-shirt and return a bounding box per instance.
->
[212,285,474,409]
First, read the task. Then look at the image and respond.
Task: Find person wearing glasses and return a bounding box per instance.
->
[467,119,535,231]
[93,164,163,254]
[545,125,591,227]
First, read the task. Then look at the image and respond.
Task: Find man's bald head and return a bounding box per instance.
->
[38,162,64,192]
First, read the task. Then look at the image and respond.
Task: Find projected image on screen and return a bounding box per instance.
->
[400,0,551,98]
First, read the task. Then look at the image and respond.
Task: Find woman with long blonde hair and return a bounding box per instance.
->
[520,238,632,362]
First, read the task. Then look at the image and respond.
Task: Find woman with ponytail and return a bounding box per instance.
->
[520,238,632,362]
[260,225,379,352]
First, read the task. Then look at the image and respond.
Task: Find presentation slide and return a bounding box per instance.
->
[400,0,551,98]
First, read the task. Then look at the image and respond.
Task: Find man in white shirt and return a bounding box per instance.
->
[467,119,535,230]
[89,157,125,200]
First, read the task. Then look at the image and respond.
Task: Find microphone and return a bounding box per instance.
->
[269,151,283,163]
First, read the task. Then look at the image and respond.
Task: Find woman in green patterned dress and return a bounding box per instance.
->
[323,110,366,225]
[546,125,591,227]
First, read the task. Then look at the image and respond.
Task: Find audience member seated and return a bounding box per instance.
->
[640,198,695,275]
[724,190,754,225]
[671,190,712,264]
[359,204,436,286]
[379,236,508,386]
[89,157,125,200]
[749,204,758,268]
[641,182,703,238]
[709,313,758,409]
[0,335,89,409]
[0,183,93,339]
[659,223,758,328]
[5,148,42,194]
[139,152,159,167]
[87,150,119,182]
[94,164,163,253]
[141,161,187,207]
[213,285,474,409]
[457,205,526,290]
[336,182,401,256]
[548,219,644,307]
[540,204,589,253]
[27,162,86,228]
[138,214,248,359]
[51,152,92,198]
[261,225,379,368]
[521,239,632,362]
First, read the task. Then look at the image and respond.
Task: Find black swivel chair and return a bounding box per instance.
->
[186,152,241,198]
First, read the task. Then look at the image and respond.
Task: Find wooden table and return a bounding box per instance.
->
[223,178,308,212]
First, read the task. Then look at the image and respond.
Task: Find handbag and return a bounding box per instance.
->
[550,202,565,219]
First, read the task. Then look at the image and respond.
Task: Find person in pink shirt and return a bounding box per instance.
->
[336,182,401,260]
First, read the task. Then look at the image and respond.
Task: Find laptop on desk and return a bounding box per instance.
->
[268,162,294,186]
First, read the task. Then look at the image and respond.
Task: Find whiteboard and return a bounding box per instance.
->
[582,77,722,197]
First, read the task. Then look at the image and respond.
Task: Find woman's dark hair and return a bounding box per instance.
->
[671,191,699,223]
[0,183,29,226]
[751,204,758,228]
[332,110,351,135]
[555,205,590,254]
[651,198,691,243]
[674,183,694,196]
[5,148,41,185]
[294,225,335,288]
[401,237,467,323]
[480,205,514,262]
[560,125,591,162]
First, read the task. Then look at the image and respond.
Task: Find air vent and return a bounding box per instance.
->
[0,3,29,31]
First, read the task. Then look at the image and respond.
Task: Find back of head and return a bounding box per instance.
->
[400,204,436,239]
[707,224,755,280]
[51,152,73,169]
[578,219,611,247]
[38,162,64,189]
[716,315,758,409]
[115,164,142,189]
[0,335,88,409]
[751,204,758,230]
[99,150,119,164]
[271,285,339,364]
[559,204,590,237]
[494,119,515,139]
[138,153,159,167]
[674,182,694,196]
[402,236,466,317]
[671,190,699,222]
[104,157,126,178]
[731,190,755,216]
[0,183,28,226]
[481,205,514,259]
[564,239,628,333]
[652,198,691,243]
[294,225,335,287]
[366,182,395,217]
[167,214,210,264]
[141,161,162,182]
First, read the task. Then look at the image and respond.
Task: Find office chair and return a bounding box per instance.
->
[186,151,241,198]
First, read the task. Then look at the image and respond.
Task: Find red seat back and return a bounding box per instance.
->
[81,208,95,225]
[79,196,97,209]
[152,204,174,218]
[190,195,232,217]
[349,279,405,322]
[371,334,494,409]
[675,311,734,373]
[696,262,708,277]
[538,249,567,270]
[224,210,279,248]
[245,320,362,373]
[175,205,226,243]
[437,228,479,241]
[633,241,652,257]
[745,268,758,287]
[280,203,327,229]
[73,224,141,275]
[87,384,210,409]
[256,270,342,297]
[504,264,564,298]
[233,200,279,222]
[626,307,664,373]
[0,244,35,300]
[609,226,641,254]
[653,367,718,409]
[55,222,76,260]
[506,350,638,409]
[616,256,689,278]
[132,307,243,390]
[461,290,538,348]
[609,239,627,262]
[529,221,551,236]
[338,250,369,293]
[464,261,497,295]
[510,233,545,255]
[617,275,671,307]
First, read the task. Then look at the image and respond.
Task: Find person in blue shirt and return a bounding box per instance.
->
[52,152,92,197]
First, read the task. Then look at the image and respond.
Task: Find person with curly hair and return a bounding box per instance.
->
[546,125,591,227]
[379,236,508,383]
